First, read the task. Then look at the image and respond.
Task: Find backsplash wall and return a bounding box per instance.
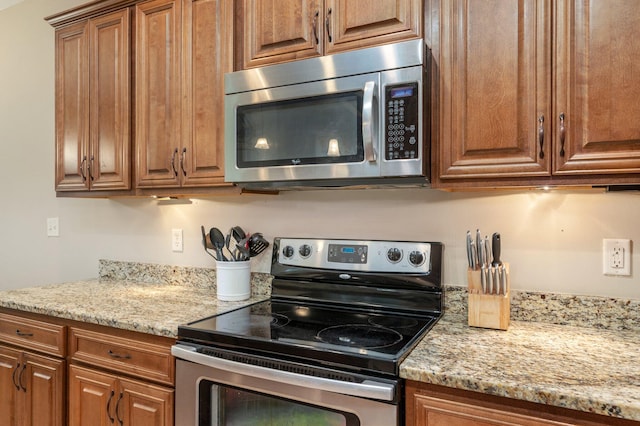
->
[1,0,639,300]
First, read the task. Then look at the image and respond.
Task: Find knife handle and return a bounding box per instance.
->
[491,233,501,266]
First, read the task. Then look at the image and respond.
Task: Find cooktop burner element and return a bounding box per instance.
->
[178,237,444,376]
[317,324,403,349]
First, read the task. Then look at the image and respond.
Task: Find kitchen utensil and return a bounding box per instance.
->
[235,240,251,261]
[210,228,228,261]
[491,232,502,267]
[475,229,482,266]
[201,226,216,259]
[248,233,270,257]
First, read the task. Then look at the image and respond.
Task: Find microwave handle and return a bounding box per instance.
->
[362,81,377,162]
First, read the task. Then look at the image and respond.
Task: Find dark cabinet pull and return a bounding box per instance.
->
[12,363,20,390]
[180,147,187,177]
[80,155,87,182]
[538,115,544,159]
[89,155,95,181]
[312,10,319,44]
[15,329,34,337]
[325,8,332,43]
[115,392,124,426]
[107,350,132,360]
[559,113,566,157]
[18,363,27,392]
[107,390,115,423]
[170,147,179,176]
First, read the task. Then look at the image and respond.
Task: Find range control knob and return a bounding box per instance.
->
[387,247,402,263]
[299,244,312,258]
[283,245,295,258]
[409,250,425,266]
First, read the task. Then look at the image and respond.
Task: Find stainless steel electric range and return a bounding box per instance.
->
[172,237,443,426]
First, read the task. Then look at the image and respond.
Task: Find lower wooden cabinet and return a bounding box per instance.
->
[68,325,175,426]
[0,344,66,426]
[406,381,634,426]
[68,364,173,426]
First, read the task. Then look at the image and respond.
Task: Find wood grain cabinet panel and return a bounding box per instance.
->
[432,0,551,181]
[0,313,66,426]
[136,0,233,189]
[135,0,183,188]
[237,0,421,69]
[553,0,640,176]
[406,381,629,426]
[54,10,131,192]
[180,0,233,187]
[431,0,640,188]
[0,313,66,358]
[68,327,174,386]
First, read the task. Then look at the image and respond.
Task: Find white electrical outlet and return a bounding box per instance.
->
[47,217,59,237]
[603,239,631,276]
[172,228,183,252]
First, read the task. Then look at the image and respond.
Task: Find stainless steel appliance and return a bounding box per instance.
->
[224,39,429,189]
[172,237,443,426]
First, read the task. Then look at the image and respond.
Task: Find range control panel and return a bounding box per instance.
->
[276,238,432,273]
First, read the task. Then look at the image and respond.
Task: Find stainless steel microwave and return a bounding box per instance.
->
[224,39,429,189]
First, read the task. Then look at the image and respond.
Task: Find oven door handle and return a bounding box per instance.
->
[172,344,396,402]
[362,80,377,162]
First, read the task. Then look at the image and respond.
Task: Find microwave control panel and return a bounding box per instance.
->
[384,82,419,161]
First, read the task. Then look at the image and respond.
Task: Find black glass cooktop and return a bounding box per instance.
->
[178,299,438,375]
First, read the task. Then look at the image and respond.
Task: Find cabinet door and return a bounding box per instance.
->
[0,346,20,426]
[325,0,421,54]
[553,0,640,175]
[180,0,233,187]
[239,0,321,69]
[88,9,131,190]
[135,0,182,188]
[118,377,174,426]
[68,364,117,426]
[22,353,65,426]
[54,21,89,191]
[433,0,551,184]
[412,393,576,426]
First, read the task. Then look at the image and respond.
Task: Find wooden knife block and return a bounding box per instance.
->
[467,263,510,330]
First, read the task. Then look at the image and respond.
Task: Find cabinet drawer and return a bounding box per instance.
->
[0,313,66,357]
[69,327,174,385]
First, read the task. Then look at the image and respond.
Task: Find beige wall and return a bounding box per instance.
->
[1,0,639,299]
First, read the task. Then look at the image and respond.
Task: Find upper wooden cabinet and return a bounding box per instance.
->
[430,0,640,188]
[135,0,232,189]
[54,10,131,192]
[49,0,234,196]
[236,0,422,69]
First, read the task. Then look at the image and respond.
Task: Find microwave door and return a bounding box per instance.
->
[225,73,382,184]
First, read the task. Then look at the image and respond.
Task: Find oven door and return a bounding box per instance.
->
[173,344,400,426]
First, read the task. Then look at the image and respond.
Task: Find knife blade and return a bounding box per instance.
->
[466,231,474,269]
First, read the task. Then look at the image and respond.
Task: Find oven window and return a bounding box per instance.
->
[198,381,360,426]
[236,91,364,168]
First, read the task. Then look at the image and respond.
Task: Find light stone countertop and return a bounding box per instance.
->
[400,313,640,421]
[0,279,269,338]
[1,261,638,422]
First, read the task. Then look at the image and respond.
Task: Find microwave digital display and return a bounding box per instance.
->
[390,86,414,98]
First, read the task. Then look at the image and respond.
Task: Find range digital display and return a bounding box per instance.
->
[328,244,367,264]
